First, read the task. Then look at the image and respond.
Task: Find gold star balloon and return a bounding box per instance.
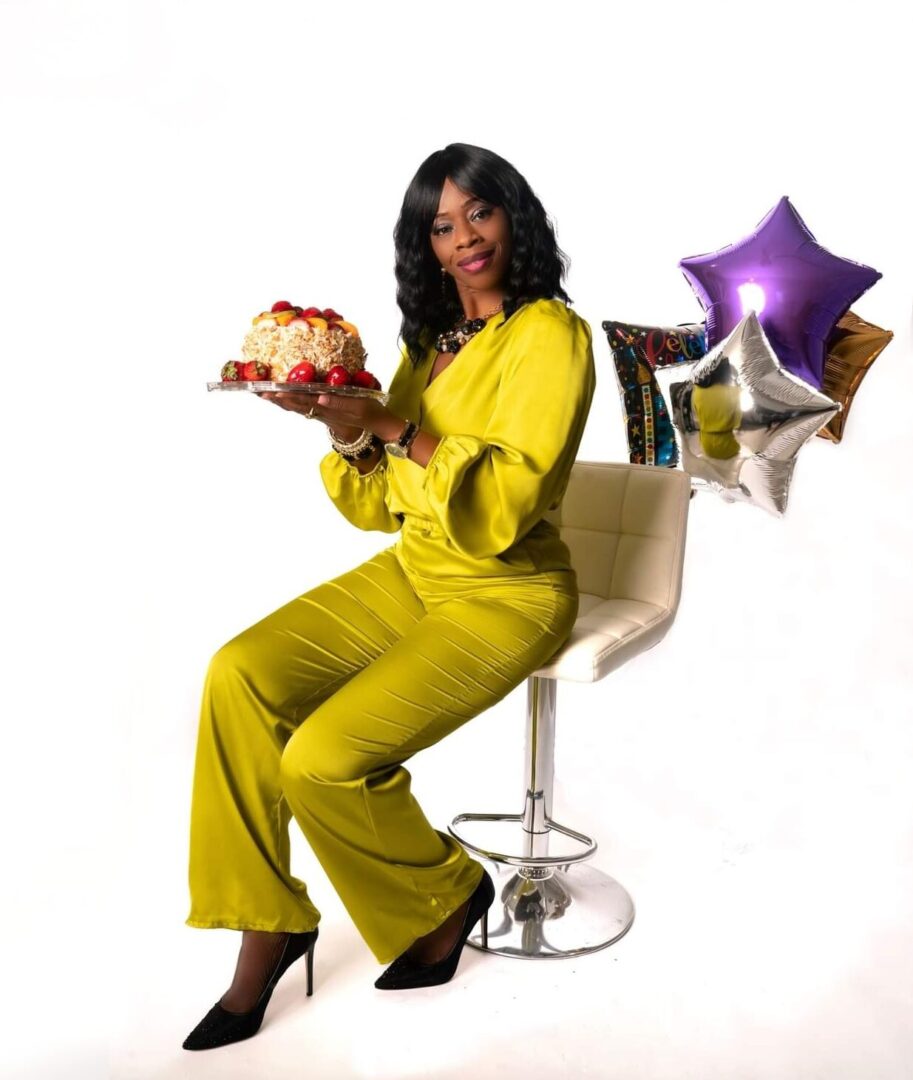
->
[817,310,894,443]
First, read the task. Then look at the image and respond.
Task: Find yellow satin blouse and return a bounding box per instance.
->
[318,298,596,580]
[692,383,742,460]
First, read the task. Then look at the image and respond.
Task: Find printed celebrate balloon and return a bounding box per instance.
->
[602,319,706,467]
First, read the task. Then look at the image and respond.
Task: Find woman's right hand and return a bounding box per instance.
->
[257,389,407,447]
[256,391,363,441]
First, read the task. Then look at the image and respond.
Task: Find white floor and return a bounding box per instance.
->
[8,647,910,1080]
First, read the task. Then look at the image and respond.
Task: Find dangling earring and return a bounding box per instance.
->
[441,267,447,296]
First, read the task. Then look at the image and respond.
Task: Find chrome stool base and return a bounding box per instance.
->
[448,675,636,959]
[448,812,634,958]
[470,861,633,959]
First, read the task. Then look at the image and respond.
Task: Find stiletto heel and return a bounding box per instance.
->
[374,868,495,990]
[182,927,319,1051]
[306,934,315,996]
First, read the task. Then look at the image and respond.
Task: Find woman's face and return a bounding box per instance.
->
[429,176,512,297]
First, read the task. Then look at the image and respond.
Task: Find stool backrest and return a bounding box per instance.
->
[544,462,691,610]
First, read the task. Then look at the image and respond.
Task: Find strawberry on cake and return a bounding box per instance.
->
[220,301,381,390]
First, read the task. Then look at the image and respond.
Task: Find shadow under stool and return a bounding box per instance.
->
[448,461,692,959]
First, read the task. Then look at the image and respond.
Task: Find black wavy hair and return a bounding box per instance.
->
[393,142,573,370]
[694,355,736,388]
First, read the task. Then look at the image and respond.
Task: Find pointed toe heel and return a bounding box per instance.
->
[375,868,495,991]
[182,927,319,1051]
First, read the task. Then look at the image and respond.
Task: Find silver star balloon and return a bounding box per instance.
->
[668,310,839,516]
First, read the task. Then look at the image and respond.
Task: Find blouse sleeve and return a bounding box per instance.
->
[319,448,404,534]
[421,306,596,559]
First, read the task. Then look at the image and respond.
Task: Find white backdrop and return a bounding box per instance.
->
[2,2,911,1078]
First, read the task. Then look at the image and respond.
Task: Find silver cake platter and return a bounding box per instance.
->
[207,381,388,405]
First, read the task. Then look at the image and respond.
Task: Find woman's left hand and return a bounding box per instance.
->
[257,389,405,442]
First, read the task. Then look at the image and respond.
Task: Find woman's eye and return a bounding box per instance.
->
[432,206,493,237]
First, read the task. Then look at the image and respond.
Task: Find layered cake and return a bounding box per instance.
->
[220,301,380,388]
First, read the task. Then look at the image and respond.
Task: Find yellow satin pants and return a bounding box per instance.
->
[185,541,578,964]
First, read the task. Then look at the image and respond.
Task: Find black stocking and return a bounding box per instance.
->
[219,930,290,1014]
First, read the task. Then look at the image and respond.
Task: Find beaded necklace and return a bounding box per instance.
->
[433,301,504,355]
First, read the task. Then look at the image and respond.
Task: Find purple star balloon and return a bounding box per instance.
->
[678,196,881,389]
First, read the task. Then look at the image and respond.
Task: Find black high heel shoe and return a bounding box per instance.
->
[182,927,319,1051]
[374,868,495,990]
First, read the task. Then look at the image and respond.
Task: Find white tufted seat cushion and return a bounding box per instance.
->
[535,461,691,683]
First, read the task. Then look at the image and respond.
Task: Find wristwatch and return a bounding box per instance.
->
[384,420,420,459]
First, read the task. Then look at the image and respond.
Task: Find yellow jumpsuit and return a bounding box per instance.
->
[692,382,742,459]
[185,298,597,964]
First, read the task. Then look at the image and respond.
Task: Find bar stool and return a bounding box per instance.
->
[448,461,691,958]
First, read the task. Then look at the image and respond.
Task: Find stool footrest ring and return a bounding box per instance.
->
[448,811,597,868]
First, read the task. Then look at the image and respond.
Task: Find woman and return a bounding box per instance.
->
[183,142,596,1051]
[691,355,742,460]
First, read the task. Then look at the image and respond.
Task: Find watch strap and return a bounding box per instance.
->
[386,420,418,451]
[398,420,420,450]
